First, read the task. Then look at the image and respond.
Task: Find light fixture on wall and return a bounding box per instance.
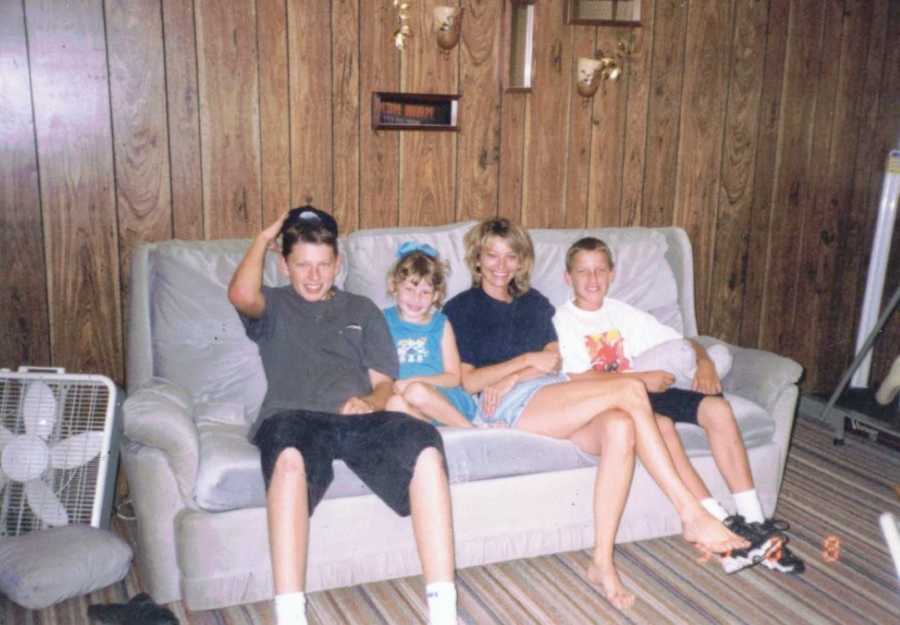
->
[433,6,463,51]
[393,0,412,50]
[576,54,621,97]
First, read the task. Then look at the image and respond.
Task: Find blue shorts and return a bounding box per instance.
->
[438,385,478,421]
[475,373,569,428]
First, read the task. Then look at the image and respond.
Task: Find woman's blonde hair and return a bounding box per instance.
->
[463,218,534,298]
[388,250,450,307]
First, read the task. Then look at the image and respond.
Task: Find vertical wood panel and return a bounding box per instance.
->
[522,0,572,227]
[399,0,458,227]
[798,0,872,390]
[25,0,123,380]
[587,28,629,229]
[195,0,262,239]
[840,0,891,388]
[161,0,204,240]
[740,0,790,347]
[563,26,595,229]
[106,0,173,336]
[497,92,527,222]
[359,2,400,229]
[675,0,734,332]
[257,0,291,226]
[758,0,826,355]
[288,0,332,210]
[332,0,360,230]
[457,0,502,222]
[707,0,768,344]
[619,0,654,226]
[0,0,50,367]
[641,0,688,227]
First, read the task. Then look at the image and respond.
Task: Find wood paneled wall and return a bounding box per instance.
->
[2,0,898,394]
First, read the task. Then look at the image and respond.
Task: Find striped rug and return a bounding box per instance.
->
[4,417,899,625]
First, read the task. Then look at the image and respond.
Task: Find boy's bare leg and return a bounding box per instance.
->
[656,415,712,501]
[568,411,636,610]
[409,447,455,582]
[697,397,754,493]
[518,377,746,554]
[267,448,310,593]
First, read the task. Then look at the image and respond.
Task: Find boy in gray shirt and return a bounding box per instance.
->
[230,206,459,625]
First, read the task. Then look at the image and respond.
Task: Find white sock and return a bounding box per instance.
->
[275,591,307,625]
[733,489,765,524]
[426,582,457,625]
[700,497,729,522]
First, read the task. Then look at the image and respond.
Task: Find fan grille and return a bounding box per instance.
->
[0,374,114,537]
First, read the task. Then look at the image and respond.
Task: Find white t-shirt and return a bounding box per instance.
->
[553,297,682,374]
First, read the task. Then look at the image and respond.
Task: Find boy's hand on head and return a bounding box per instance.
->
[261,211,290,250]
[339,396,375,415]
[641,370,675,393]
[692,359,722,394]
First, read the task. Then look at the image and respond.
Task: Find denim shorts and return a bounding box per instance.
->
[475,373,569,428]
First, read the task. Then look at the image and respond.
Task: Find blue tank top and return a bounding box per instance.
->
[383,306,447,380]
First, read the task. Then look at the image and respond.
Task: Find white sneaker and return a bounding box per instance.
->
[875,355,900,405]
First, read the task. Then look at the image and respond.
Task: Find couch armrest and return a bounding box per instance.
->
[694,336,802,413]
[123,379,199,502]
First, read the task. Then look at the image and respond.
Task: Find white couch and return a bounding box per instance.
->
[122,221,802,610]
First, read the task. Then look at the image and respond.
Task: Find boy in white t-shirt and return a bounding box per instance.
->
[553,237,803,575]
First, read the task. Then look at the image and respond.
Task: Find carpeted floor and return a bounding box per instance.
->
[4,417,899,625]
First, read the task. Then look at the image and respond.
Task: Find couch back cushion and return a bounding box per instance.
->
[345,222,683,333]
[150,239,348,421]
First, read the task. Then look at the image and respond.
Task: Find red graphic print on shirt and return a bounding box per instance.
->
[585,330,630,373]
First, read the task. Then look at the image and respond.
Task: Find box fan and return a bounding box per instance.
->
[0,367,120,537]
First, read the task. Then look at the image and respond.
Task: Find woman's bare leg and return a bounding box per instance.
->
[656,415,712,501]
[569,411,636,610]
[267,448,310,593]
[518,377,746,553]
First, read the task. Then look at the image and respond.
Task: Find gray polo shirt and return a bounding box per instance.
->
[240,286,399,438]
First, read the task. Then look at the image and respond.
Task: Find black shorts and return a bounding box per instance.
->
[648,388,720,425]
[252,410,445,517]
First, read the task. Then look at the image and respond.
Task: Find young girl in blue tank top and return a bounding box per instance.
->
[383,242,478,427]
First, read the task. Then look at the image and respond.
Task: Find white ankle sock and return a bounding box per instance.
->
[733,489,765,524]
[275,591,307,625]
[426,582,457,625]
[700,497,729,522]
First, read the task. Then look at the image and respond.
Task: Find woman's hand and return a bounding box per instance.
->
[526,350,560,374]
[480,375,519,417]
[692,359,722,394]
[639,370,675,393]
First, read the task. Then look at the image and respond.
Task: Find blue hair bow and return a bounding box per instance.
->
[396,241,438,259]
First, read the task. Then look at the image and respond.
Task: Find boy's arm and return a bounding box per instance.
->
[340,369,395,414]
[687,339,722,394]
[228,212,287,318]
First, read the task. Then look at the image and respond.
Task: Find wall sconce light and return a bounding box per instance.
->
[576,55,621,97]
[434,6,463,51]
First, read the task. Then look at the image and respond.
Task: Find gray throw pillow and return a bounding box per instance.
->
[0,526,132,609]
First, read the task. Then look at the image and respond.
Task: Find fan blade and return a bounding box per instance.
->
[23,381,57,440]
[25,479,69,526]
[49,431,104,469]
[0,424,13,451]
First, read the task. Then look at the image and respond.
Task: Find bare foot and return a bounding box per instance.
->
[587,562,635,610]
[682,507,749,554]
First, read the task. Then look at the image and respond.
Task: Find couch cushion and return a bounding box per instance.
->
[151,239,348,422]
[193,392,773,511]
[529,227,684,333]
[344,222,683,333]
